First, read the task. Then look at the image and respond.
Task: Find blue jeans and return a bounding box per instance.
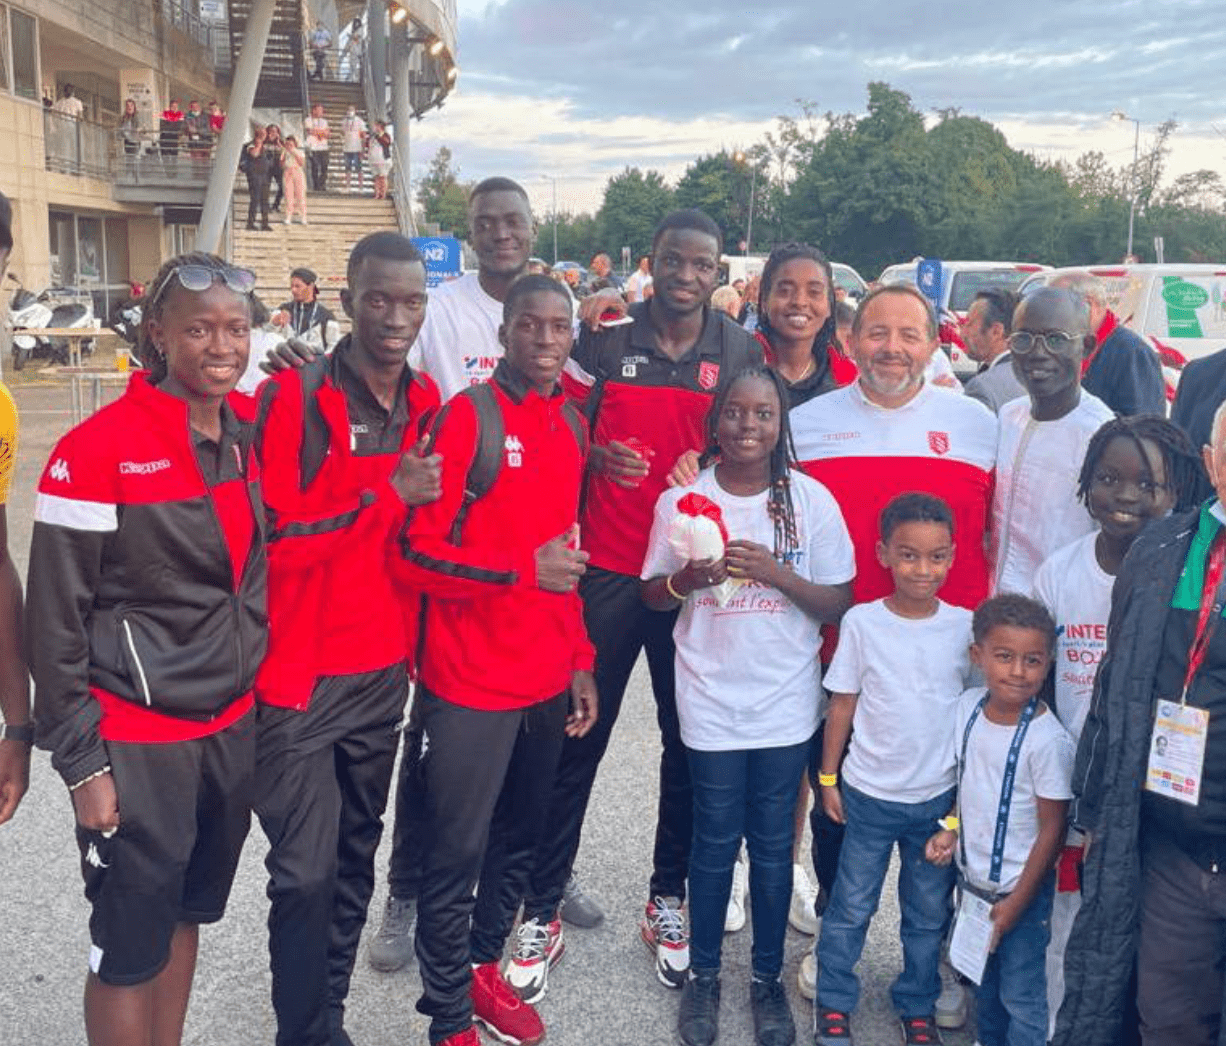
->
[976,875,1054,1046]
[816,784,956,1016]
[686,737,812,981]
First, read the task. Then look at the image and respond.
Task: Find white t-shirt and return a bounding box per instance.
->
[1032,531,1112,744]
[641,468,855,752]
[955,688,1075,893]
[924,349,963,393]
[990,391,1114,596]
[304,116,329,151]
[409,272,505,401]
[342,114,366,153]
[823,598,974,803]
[53,96,84,119]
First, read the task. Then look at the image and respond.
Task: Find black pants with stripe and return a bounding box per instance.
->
[255,665,408,1046]
[523,565,690,923]
[386,689,428,900]
[414,688,568,1044]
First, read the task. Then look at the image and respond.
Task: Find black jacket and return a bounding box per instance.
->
[1054,507,1206,1045]
[1172,347,1226,503]
[26,375,268,787]
[1083,323,1166,418]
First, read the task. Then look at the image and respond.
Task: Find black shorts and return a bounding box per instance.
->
[77,710,255,986]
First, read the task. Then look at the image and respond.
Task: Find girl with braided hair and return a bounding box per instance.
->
[1033,414,1201,1037]
[641,366,855,1046]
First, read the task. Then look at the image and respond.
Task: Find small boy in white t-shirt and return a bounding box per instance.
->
[928,594,1074,1046]
[815,492,974,1046]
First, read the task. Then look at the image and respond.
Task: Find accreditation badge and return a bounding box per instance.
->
[1145,698,1209,806]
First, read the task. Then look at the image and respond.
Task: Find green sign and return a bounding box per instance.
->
[1162,281,1210,310]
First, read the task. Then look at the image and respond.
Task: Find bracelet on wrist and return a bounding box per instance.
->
[818,772,838,787]
[69,766,112,793]
[664,573,685,602]
[938,815,960,833]
[0,722,34,744]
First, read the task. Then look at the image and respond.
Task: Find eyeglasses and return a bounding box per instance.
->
[150,264,256,309]
[1007,330,1080,356]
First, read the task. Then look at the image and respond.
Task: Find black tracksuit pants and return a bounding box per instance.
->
[522,565,689,923]
[415,687,568,1045]
[807,719,846,913]
[255,665,408,1046]
[245,170,270,227]
[386,688,427,900]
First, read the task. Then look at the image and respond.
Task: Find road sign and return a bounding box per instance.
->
[917,258,943,308]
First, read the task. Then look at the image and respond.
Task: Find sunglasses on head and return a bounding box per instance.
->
[151,263,256,308]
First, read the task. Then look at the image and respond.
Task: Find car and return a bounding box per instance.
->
[1019,263,1226,398]
[832,263,867,303]
[878,260,1052,373]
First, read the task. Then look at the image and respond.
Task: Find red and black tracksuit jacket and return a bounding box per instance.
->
[254,339,440,709]
[393,361,594,709]
[26,373,267,788]
[562,303,763,576]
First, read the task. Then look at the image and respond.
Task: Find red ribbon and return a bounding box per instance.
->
[676,493,729,544]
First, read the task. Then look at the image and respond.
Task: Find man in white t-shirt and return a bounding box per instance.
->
[625,255,652,302]
[340,106,367,193]
[406,177,535,402]
[991,287,1114,596]
[368,176,536,974]
[52,84,84,119]
[304,103,330,192]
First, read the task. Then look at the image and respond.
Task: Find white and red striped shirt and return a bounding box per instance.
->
[791,380,998,616]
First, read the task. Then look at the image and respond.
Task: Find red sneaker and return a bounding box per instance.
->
[471,960,546,1046]
[435,1029,480,1046]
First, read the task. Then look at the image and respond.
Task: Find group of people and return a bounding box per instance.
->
[1,176,1225,1046]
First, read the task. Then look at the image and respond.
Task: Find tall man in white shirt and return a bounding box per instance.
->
[991,287,1114,595]
[340,106,367,193]
[304,103,330,192]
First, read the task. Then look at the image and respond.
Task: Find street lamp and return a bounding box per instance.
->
[539,174,557,264]
[732,151,757,256]
[1112,110,1141,261]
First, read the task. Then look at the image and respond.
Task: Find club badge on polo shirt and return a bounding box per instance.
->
[698,361,720,391]
[928,431,950,455]
[504,435,524,468]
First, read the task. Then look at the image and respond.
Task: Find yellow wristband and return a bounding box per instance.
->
[818,772,838,787]
[665,573,685,601]
[939,815,960,833]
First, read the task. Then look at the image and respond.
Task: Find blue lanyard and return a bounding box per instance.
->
[958,694,1038,884]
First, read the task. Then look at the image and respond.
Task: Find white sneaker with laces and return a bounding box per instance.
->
[640,896,690,988]
[725,851,748,933]
[789,863,820,935]
[935,959,968,1029]
[504,917,564,1004]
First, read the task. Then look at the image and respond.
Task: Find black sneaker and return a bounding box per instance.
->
[678,970,720,1046]
[814,1004,853,1045]
[899,1015,943,1045]
[750,978,795,1046]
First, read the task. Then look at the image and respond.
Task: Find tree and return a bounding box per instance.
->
[674,150,764,252]
[594,167,674,262]
[534,211,600,263]
[417,146,471,239]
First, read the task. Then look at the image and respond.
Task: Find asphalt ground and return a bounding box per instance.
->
[0,353,978,1046]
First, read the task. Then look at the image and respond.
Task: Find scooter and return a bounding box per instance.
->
[43,286,98,365]
[8,273,52,371]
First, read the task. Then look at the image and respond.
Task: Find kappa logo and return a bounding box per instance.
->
[698,361,720,391]
[621,354,648,379]
[118,458,172,476]
[928,431,950,456]
[504,435,524,468]
[49,458,71,482]
[85,842,109,869]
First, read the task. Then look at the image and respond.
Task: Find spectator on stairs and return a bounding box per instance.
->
[341,107,368,194]
[281,135,308,226]
[369,121,392,200]
[304,103,330,192]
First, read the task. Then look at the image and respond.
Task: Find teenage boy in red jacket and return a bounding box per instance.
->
[254,231,442,1046]
[393,274,597,1046]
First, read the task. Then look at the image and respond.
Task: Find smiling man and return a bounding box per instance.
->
[516,210,762,994]
[253,232,443,1046]
[990,287,1114,595]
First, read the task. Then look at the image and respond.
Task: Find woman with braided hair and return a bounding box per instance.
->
[641,366,855,1046]
[26,251,265,1046]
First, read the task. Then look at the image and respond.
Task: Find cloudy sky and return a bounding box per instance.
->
[408,0,1226,230]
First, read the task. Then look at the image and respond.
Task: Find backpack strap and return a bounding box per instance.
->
[448,382,504,544]
[559,399,589,460]
[297,354,332,492]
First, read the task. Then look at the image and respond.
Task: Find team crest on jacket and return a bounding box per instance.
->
[927,431,950,456]
[698,361,720,390]
[504,435,524,468]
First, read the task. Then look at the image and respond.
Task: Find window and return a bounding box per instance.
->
[10,9,36,101]
[0,8,10,94]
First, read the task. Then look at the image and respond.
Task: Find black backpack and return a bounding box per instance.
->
[444,381,587,543]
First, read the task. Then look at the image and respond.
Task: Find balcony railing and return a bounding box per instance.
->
[44,111,112,180]
[160,0,228,67]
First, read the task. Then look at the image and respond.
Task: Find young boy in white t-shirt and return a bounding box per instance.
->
[927,594,1074,1046]
[815,492,974,1046]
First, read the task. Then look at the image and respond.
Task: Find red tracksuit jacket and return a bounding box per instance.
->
[393,361,594,710]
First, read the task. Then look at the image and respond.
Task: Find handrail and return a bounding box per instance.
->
[361,27,416,236]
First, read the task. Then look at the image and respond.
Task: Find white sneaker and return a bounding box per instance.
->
[798,950,816,1001]
[504,917,564,1004]
[935,959,968,1029]
[789,863,820,935]
[283,215,291,224]
[725,851,748,933]
[641,896,689,988]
